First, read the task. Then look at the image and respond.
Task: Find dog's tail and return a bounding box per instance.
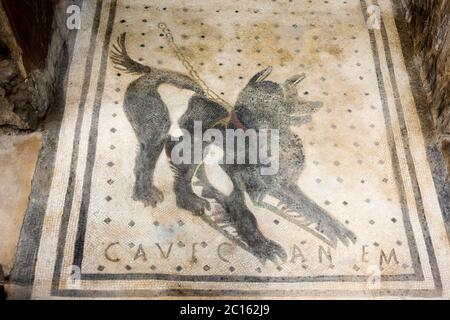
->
[111,33,151,75]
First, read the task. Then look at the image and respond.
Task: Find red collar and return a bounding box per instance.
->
[230,110,247,131]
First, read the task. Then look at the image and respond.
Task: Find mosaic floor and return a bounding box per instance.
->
[13,0,449,299]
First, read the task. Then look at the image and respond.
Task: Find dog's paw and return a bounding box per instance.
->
[252,238,288,265]
[316,220,357,248]
[133,186,164,208]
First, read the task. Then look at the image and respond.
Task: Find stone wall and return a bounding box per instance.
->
[0,1,71,130]
[398,0,449,160]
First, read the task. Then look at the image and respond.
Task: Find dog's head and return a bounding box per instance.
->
[234,67,285,130]
[234,67,323,130]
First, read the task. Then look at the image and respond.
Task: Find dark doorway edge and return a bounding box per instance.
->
[8,0,84,300]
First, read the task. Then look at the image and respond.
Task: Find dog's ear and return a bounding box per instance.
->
[249,67,273,84]
[285,74,306,86]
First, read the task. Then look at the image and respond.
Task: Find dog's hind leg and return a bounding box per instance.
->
[132,136,167,207]
[165,138,211,216]
[124,84,171,208]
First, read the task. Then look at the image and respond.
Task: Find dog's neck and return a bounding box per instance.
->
[229,110,247,131]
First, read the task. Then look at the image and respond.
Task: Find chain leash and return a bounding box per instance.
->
[158,23,234,113]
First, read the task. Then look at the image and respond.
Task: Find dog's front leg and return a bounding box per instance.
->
[271,184,357,248]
